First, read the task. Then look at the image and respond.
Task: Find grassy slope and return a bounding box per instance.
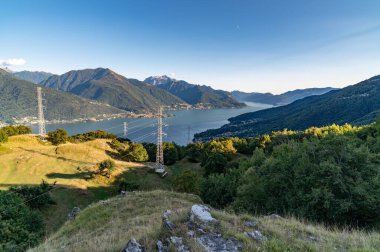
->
[31,190,380,252]
[0,135,145,234]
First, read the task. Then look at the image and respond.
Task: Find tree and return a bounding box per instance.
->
[186,142,204,163]
[10,181,55,209]
[98,159,116,177]
[123,143,148,162]
[172,170,200,194]
[0,129,8,143]
[0,191,45,252]
[163,142,179,165]
[201,152,228,176]
[47,128,68,145]
[142,143,156,162]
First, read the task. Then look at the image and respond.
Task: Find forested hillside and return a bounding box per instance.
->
[0,69,125,123]
[40,68,185,112]
[196,75,380,140]
[145,75,245,108]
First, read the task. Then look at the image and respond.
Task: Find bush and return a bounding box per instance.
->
[186,142,204,163]
[0,191,45,252]
[9,180,55,209]
[69,130,117,143]
[172,170,200,194]
[123,143,148,162]
[118,177,139,192]
[98,159,116,177]
[234,135,380,227]
[0,129,8,143]
[201,152,228,176]
[1,125,32,136]
[163,142,179,165]
[47,128,68,145]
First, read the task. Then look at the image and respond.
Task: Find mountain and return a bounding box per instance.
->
[232,87,337,105]
[40,69,185,112]
[195,75,380,140]
[0,68,124,123]
[13,70,53,83]
[144,75,245,108]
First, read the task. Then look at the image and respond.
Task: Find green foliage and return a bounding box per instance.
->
[69,130,117,143]
[0,129,8,143]
[186,142,204,163]
[200,168,243,208]
[9,181,55,209]
[123,143,148,162]
[0,191,45,252]
[1,125,32,136]
[234,134,380,227]
[163,142,179,165]
[142,142,156,162]
[47,128,68,145]
[201,152,228,176]
[172,170,200,194]
[118,177,139,192]
[98,159,116,177]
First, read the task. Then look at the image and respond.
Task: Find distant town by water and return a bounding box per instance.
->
[31,102,272,145]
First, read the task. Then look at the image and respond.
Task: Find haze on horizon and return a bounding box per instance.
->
[1,0,380,94]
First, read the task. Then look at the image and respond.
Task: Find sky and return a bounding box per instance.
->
[1,0,380,94]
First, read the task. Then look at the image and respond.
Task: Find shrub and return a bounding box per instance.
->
[98,159,116,177]
[1,125,32,136]
[201,152,228,176]
[172,170,200,194]
[123,143,148,162]
[0,129,8,143]
[0,191,45,252]
[47,128,68,145]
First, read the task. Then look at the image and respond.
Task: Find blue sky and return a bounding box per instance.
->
[1,0,380,93]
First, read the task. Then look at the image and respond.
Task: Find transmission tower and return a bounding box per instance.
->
[37,87,46,140]
[123,122,128,138]
[187,125,191,144]
[155,106,166,175]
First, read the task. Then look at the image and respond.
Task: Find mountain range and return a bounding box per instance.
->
[0,68,124,123]
[13,71,53,84]
[195,75,380,140]
[144,75,245,108]
[231,87,337,105]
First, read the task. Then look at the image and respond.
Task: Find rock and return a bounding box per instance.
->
[163,209,176,230]
[122,239,146,252]
[245,230,267,242]
[157,240,168,252]
[169,236,190,252]
[268,214,282,219]
[187,230,195,238]
[120,190,128,197]
[190,204,215,224]
[305,235,318,243]
[197,233,244,252]
[244,220,257,228]
[66,207,81,221]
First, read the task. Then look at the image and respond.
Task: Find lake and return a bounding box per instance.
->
[31,102,271,145]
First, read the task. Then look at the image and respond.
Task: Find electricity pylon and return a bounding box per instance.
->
[37,87,46,140]
[123,122,128,138]
[155,106,166,175]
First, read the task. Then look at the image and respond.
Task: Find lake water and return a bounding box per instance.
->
[31,102,271,145]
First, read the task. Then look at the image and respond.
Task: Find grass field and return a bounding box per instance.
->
[31,190,380,252]
[0,135,147,234]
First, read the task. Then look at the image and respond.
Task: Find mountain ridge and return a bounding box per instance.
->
[195,74,380,140]
[13,70,53,84]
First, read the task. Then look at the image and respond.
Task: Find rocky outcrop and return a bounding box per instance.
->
[169,236,190,252]
[122,239,145,252]
[163,209,176,230]
[244,230,267,242]
[197,233,244,252]
[66,207,80,221]
[190,204,215,223]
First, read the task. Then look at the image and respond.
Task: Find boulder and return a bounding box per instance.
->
[66,207,81,221]
[197,233,244,252]
[169,236,190,252]
[163,209,176,230]
[122,239,145,252]
[156,240,168,252]
[268,214,282,219]
[245,230,267,242]
[190,204,215,224]
[243,220,257,228]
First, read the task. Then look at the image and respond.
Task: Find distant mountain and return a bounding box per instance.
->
[0,68,124,123]
[40,69,185,112]
[144,75,245,108]
[195,75,380,140]
[13,71,53,83]
[232,87,337,105]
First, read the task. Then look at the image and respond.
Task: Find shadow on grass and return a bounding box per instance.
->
[46,171,94,179]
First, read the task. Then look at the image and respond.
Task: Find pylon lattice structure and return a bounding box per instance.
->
[37,87,46,140]
[123,122,128,138]
[155,106,166,175]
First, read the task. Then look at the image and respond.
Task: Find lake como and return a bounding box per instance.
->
[32,102,271,145]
